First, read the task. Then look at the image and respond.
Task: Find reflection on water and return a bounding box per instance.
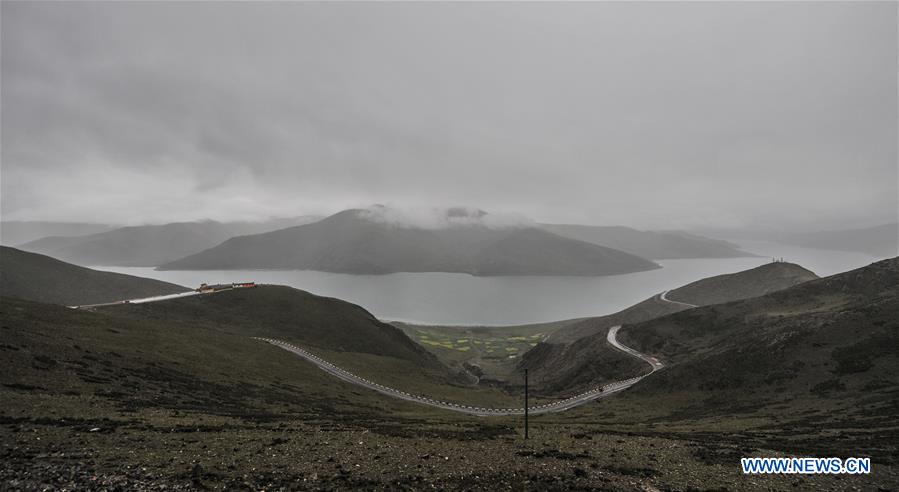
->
[93,241,882,326]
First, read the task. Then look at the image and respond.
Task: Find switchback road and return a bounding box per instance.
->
[259,289,693,417]
[659,289,698,308]
[257,337,647,416]
[81,286,690,417]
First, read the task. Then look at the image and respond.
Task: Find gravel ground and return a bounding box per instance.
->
[2,413,896,491]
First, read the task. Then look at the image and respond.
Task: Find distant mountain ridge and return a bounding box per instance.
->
[1,221,114,246]
[778,223,898,258]
[159,208,661,276]
[540,223,756,259]
[17,217,322,267]
[0,246,188,306]
[9,214,765,269]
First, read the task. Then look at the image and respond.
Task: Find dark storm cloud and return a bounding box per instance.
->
[1,1,896,229]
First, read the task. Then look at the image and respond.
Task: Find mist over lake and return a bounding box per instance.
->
[93,241,880,326]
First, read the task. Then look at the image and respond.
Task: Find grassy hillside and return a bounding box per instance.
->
[98,285,529,406]
[666,261,819,305]
[601,257,899,462]
[515,297,678,393]
[619,257,897,387]
[3,283,896,489]
[159,209,660,276]
[102,285,441,368]
[545,296,684,345]
[1,291,522,418]
[541,223,756,259]
[516,262,819,394]
[0,246,188,306]
[1,297,425,421]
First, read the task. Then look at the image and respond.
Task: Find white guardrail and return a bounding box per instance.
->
[255,333,660,417]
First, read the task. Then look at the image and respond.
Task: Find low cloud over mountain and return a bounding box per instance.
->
[356,205,535,230]
[159,208,659,276]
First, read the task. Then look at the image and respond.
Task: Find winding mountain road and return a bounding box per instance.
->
[259,287,698,416]
[257,336,650,416]
[659,289,698,308]
[69,290,201,309]
[79,286,692,416]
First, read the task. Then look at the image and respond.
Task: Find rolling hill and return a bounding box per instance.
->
[663,260,818,306]
[0,293,520,488]
[1,295,427,419]
[2,251,895,489]
[0,246,514,402]
[17,217,322,267]
[518,262,819,392]
[0,257,528,422]
[0,242,522,396]
[101,285,443,368]
[608,257,899,458]
[540,223,756,259]
[0,246,188,305]
[159,208,661,276]
[620,256,897,372]
[10,293,882,490]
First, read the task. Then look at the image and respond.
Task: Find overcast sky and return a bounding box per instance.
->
[2,1,896,231]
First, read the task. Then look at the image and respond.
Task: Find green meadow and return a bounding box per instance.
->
[393,318,583,381]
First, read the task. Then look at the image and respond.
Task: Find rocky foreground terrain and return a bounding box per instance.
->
[3,407,897,491]
[2,252,897,490]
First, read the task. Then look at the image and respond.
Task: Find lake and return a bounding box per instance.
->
[93,240,884,326]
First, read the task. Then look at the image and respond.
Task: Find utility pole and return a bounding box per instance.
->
[524,368,529,439]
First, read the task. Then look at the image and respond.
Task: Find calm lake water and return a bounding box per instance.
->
[94,240,883,326]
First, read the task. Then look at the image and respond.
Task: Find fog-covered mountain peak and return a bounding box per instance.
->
[355,205,534,230]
